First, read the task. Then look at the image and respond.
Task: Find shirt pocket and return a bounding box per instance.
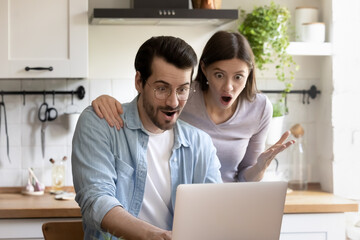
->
[115,157,135,178]
[115,157,135,208]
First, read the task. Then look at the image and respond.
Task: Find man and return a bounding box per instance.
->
[72,36,222,240]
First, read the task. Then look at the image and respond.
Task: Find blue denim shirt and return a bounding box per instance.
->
[72,97,222,239]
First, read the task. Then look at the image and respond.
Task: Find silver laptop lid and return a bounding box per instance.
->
[172,181,287,240]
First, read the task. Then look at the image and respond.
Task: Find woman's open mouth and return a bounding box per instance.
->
[221,96,232,103]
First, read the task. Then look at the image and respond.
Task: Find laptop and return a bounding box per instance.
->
[172,181,287,240]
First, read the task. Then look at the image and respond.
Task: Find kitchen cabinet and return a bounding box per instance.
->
[0,188,82,239]
[0,0,88,79]
[0,218,81,240]
[279,184,358,239]
[280,213,345,240]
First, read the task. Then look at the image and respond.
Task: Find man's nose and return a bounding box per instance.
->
[165,90,179,108]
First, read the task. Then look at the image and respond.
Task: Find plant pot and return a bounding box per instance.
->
[192,0,222,9]
[266,116,285,145]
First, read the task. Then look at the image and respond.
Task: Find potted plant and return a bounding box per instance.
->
[238,2,298,144]
[238,1,298,95]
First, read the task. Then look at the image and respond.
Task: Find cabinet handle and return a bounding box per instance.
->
[25,66,53,72]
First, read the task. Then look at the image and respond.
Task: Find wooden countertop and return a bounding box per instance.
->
[0,187,81,219]
[0,184,358,219]
[284,185,359,213]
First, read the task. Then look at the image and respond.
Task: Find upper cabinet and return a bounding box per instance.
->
[0,0,88,79]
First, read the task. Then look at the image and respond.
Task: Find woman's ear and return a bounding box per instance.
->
[200,61,207,77]
[135,71,142,93]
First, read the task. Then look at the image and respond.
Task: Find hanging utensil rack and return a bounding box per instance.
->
[261,85,320,104]
[0,86,85,105]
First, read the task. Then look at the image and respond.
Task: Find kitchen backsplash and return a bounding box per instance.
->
[0,70,318,188]
[0,78,137,187]
[0,23,321,188]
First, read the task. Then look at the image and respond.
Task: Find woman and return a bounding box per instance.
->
[92,31,294,182]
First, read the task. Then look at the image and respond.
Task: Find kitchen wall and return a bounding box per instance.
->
[0,0,327,188]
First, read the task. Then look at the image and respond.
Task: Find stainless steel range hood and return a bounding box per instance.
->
[90,0,238,26]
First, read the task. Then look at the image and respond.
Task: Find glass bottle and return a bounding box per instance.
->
[288,135,307,190]
[51,157,66,192]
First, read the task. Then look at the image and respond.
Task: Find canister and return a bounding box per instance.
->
[295,7,319,41]
[302,22,326,43]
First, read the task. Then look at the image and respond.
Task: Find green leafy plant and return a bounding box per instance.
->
[272,99,287,117]
[238,2,299,116]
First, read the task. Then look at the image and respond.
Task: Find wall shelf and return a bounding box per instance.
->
[287,42,332,56]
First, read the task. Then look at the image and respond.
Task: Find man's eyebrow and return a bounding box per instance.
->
[153,80,190,87]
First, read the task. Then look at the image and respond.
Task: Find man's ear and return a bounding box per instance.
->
[135,71,143,93]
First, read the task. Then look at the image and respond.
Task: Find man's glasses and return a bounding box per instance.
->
[147,82,193,101]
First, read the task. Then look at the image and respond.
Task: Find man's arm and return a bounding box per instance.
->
[102,206,171,240]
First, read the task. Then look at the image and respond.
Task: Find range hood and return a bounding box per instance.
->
[90,0,238,26]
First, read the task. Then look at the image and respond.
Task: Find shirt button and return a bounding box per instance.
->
[174,158,177,162]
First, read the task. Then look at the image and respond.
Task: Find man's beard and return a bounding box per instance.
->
[142,97,181,131]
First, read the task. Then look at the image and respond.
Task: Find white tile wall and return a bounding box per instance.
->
[0,79,91,187]
[0,0,336,188]
[0,77,139,188]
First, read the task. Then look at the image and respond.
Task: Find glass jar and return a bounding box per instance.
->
[51,160,65,192]
[288,136,308,190]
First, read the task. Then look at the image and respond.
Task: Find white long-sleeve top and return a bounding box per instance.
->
[180,81,272,182]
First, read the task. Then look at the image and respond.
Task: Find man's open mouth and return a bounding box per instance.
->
[163,111,176,117]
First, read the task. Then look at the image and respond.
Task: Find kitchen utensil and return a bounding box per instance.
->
[28,167,45,192]
[29,168,45,192]
[38,102,58,158]
[0,96,10,163]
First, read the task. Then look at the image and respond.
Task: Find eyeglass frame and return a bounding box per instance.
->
[146,81,194,101]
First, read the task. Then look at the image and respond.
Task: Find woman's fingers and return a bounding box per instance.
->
[113,101,124,129]
[92,99,104,119]
[275,130,291,145]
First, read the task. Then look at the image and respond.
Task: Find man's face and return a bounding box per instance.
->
[136,57,192,133]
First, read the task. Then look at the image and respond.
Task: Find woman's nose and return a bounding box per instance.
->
[222,79,234,92]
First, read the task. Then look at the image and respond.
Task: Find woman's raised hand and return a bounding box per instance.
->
[258,131,295,169]
[92,95,124,130]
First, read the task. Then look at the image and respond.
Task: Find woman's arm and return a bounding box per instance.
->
[92,95,124,130]
[243,131,295,181]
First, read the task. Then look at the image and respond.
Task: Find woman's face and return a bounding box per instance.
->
[201,58,250,110]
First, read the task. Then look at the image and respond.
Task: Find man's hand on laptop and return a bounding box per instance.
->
[146,229,172,240]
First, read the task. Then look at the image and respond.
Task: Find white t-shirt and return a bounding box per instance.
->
[138,129,174,230]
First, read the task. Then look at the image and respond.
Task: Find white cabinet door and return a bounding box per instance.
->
[0,218,81,239]
[0,0,88,79]
[280,213,346,240]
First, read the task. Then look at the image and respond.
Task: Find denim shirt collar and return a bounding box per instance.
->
[123,96,190,149]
